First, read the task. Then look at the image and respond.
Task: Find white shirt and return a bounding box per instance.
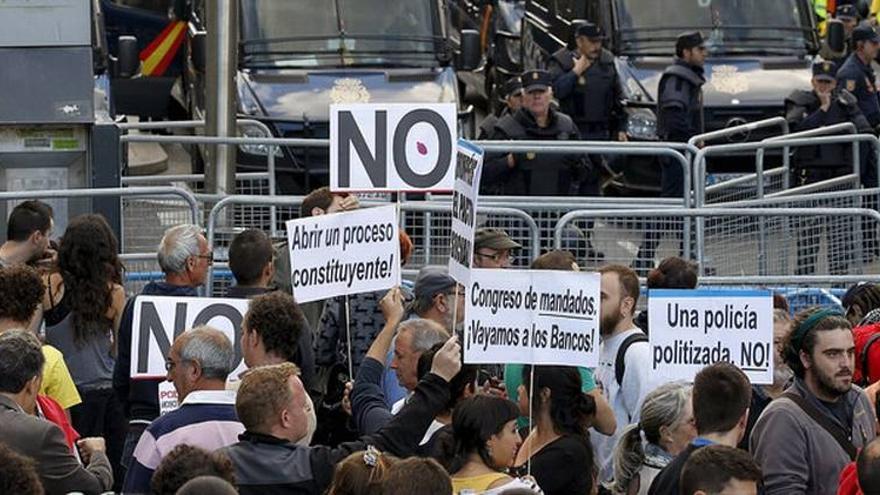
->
[591,328,651,483]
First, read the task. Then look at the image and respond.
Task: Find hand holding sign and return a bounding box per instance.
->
[380,286,405,325]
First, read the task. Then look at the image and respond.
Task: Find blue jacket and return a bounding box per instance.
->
[836,52,880,127]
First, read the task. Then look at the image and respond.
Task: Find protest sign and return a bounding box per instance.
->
[448,139,484,284]
[648,289,774,384]
[286,205,400,303]
[130,296,250,379]
[330,103,457,192]
[464,269,601,366]
[158,381,179,416]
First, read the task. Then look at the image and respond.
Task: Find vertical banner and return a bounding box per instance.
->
[448,139,484,284]
[286,205,401,303]
[464,269,601,367]
[648,289,774,384]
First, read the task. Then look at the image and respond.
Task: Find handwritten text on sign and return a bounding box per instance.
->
[448,139,484,284]
[286,205,400,303]
[130,296,250,379]
[464,269,601,366]
[648,289,774,384]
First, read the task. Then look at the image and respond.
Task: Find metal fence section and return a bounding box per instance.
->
[554,208,880,281]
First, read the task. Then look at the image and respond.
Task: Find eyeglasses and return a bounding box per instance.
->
[193,252,214,265]
[475,251,510,263]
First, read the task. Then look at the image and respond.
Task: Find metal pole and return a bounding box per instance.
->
[205,0,238,196]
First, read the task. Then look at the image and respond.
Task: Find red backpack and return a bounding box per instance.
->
[853,323,880,386]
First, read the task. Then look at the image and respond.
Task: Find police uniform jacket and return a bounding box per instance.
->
[548,47,625,137]
[483,107,592,196]
[657,59,706,142]
[837,52,880,127]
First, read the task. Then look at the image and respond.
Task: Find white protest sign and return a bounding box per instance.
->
[158,381,179,416]
[286,205,400,303]
[448,139,484,284]
[648,289,774,385]
[464,269,601,366]
[330,103,457,192]
[130,296,250,379]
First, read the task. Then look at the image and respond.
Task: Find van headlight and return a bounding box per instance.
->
[625,109,658,140]
[238,126,282,157]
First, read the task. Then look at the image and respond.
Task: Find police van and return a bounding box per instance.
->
[520,0,819,193]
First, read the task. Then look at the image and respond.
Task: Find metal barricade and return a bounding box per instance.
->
[554,207,880,281]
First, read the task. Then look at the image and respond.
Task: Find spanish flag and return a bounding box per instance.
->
[139,20,187,77]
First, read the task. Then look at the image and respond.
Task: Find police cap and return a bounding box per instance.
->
[812,60,837,81]
[522,70,552,92]
[852,25,880,44]
[836,4,858,20]
[675,31,705,54]
[502,77,523,98]
[574,22,605,40]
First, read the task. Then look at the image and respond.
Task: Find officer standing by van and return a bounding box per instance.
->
[477,76,524,139]
[547,22,626,142]
[837,24,880,131]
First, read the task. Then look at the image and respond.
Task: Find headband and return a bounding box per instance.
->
[791,308,845,351]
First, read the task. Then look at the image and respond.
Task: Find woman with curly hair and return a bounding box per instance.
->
[42,213,126,484]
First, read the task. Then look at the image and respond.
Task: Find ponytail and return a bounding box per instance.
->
[612,423,646,493]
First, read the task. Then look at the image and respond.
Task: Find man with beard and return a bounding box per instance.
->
[0,200,55,268]
[751,308,877,495]
[592,264,651,483]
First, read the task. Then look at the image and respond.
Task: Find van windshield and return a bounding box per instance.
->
[614,0,814,55]
[240,0,442,68]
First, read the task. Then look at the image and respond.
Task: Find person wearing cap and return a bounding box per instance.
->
[547,21,626,143]
[477,76,524,140]
[821,4,861,64]
[751,307,876,495]
[407,266,464,334]
[483,69,596,197]
[473,228,520,269]
[837,24,880,129]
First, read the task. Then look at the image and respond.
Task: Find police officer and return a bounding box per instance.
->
[483,69,593,197]
[477,76,523,139]
[837,24,880,130]
[546,22,626,142]
[635,32,706,274]
[786,60,872,274]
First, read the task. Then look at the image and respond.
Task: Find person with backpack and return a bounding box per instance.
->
[592,264,651,483]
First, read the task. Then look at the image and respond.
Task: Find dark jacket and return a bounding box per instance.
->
[113,281,198,422]
[548,47,625,137]
[657,60,706,142]
[484,107,593,196]
[222,372,451,495]
[225,285,316,389]
[837,52,880,127]
[647,442,701,495]
[0,395,113,494]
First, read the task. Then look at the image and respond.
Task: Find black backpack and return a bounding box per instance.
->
[615,332,649,386]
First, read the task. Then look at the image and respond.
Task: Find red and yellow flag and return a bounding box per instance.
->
[139,20,187,77]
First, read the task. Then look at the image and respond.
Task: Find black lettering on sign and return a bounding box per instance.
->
[338,110,387,188]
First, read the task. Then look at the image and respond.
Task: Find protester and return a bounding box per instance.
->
[223,336,461,495]
[123,327,243,493]
[740,308,793,449]
[634,256,699,334]
[751,308,877,495]
[612,381,696,495]
[176,476,238,495]
[0,264,80,414]
[227,229,316,388]
[0,442,44,495]
[593,264,651,482]
[414,342,478,448]
[114,224,210,476]
[0,200,55,268]
[407,266,464,334]
[473,228,521,269]
[843,283,880,327]
[149,444,236,495]
[0,330,113,494]
[857,437,880,495]
[41,214,127,486]
[648,363,752,495]
[379,457,453,495]
[679,444,762,495]
[326,447,398,495]
[513,365,596,495]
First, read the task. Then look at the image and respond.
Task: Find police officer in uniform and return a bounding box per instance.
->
[635,32,706,273]
[837,24,880,131]
[546,22,626,142]
[786,60,872,274]
[477,76,524,139]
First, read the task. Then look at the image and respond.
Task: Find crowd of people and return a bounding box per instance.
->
[0,191,879,495]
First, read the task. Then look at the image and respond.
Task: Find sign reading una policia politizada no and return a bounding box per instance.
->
[330,103,457,192]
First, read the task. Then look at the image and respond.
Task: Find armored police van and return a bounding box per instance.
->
[179,0,479,193]
[522,0,819,192]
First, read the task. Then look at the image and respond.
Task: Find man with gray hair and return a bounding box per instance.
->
[113,224,213,477]
[123,326,243,493]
